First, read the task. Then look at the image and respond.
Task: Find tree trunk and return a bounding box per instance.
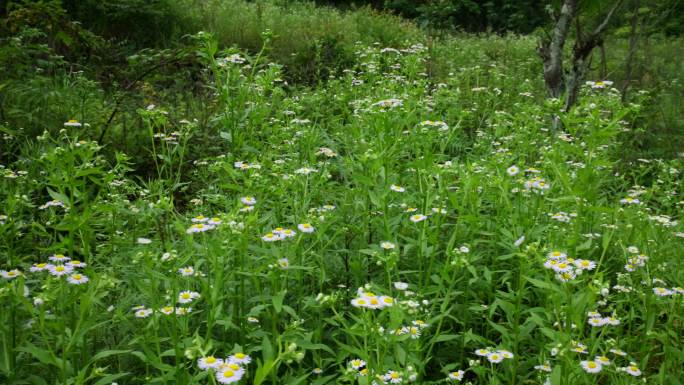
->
[622,0,640,101]
[564,0,624,112]
[565,41,596,112]
[538,0,578,99]
[599,41,607,78]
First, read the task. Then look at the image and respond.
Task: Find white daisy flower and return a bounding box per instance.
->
[381,241,396,250]
[215,365,244,384]
[384,370,403,384]
[64,119,82,127]
[486,352,504,363]
[580,360,602,373]
[653,287,673,296]
[474,348,490,357]
[159,306,175,315]
[197,356,224,370]
[48,264,73,277]
[574,259,596,270]
[66,260,86,268]
[1,269,21,279]
[513,235,525,247]
[277,258,289,269]
[506,165,520,176]
[595,356,611,365]
[620,364,641,376]
[587,317,606,327]
[297,223,315,233]
[261,232,283,242]
[186,223,215,234]
[240,196,257,206]
[349,358,366,370]
[191,215,208,223]
[66,273,89,285]
[178,290,200,304]
[409,214,427,223]
[134,308,153,318]
[447,370,464,381]
[30,263,51,272]
[227,352,251,365]
[49,254,70,262]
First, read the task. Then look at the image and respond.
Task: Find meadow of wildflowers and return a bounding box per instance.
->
[1,32,683,385]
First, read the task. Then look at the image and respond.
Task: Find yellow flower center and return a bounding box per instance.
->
[235,353,245,359]
[222,370,234,378]
[56,266,65,272]
[206,356,216,364]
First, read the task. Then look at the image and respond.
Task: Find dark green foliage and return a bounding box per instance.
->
[318,0,548,34]
[60,0,195,48]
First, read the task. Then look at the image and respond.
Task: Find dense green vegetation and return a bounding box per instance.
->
[1,1,683,384]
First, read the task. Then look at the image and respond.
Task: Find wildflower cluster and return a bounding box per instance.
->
[197,352,252,384]
[542,250,596,282]
[351,288,395,310]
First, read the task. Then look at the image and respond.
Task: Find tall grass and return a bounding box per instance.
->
[1,30,683,385]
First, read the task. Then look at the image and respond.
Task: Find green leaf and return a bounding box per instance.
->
[272,290,286,313]
[294,340,335,355]
[430,334,459,343]
[524,276,552,290]
[253,359,277,385]
[93,373,130,385]
[16,343,61,370]
[312,375,337,385]
[395,344,406,365]
[285,373,310,385]
[551,364,562,385]
[219,131,232,142]
[88,349,132,366]
[46,187,70,205]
